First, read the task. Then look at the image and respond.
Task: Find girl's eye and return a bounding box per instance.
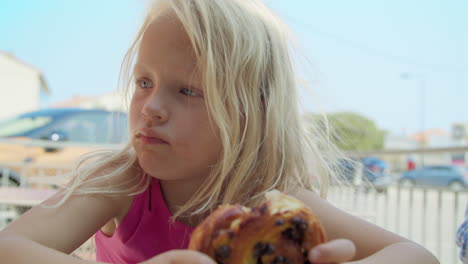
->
[137,79,153,89]
[180,87,200,97]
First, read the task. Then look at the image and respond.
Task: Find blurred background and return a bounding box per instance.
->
[0,0,467,263]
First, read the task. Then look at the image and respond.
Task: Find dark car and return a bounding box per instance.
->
[0,108,128,186]
[0,108,128,144]
[399,165,468,191]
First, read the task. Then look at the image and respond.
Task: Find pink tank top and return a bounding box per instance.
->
[95,178,194,264]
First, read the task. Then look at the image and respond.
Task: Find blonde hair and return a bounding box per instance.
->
[60,0,342,219]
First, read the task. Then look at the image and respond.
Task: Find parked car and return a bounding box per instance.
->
[399,165,468,191]
[361,156,392,193]
[362,157,388,180]
[0,108,128,186]
[334,157,392,193]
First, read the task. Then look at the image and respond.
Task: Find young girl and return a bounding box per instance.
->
[0,0,438,263]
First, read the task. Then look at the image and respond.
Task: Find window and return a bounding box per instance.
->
[0,116,53,137]
[46,112,121,144]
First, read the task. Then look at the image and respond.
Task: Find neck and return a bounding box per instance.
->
[159,176,206,218]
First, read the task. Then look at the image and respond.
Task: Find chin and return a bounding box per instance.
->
[137,159,180,181]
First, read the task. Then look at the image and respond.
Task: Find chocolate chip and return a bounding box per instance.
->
[215,245,231,259]
[291,217,308,231]
[291,217,301,224]
[265,244,275,254]
[275,219,285,226]
[298,223,308,231]
[302,247,310,263]
[281,227,304,244]
[254,243,266,257]
[271,256,290,264]
[254,242,275,257]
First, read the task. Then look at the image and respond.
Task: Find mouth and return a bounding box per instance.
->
[135,128,169,145]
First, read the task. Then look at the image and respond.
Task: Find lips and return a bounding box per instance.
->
[135,128,169,145]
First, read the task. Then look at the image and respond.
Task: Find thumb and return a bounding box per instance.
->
[308,239,356,263]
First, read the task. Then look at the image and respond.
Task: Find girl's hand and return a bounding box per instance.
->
[308,239,356,264]
[140,250,215,264]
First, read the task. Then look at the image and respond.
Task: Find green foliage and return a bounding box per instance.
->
[304,112,386,151]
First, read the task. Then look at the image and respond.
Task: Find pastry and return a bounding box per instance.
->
[188,190,327,264]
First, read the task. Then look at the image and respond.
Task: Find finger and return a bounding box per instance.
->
[154,250,216,264]
[308,239,356,263]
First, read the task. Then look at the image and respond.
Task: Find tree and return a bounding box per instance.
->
[304,112,386,151]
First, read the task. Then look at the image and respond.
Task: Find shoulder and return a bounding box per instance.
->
[76,162,142,218]
[0,162,141,254]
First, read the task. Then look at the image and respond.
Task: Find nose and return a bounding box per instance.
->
[141,91,169,125]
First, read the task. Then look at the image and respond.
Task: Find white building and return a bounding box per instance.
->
[384,128,465,170]
[0,51,50,119]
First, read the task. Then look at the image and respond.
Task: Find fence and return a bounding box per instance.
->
[328,184,467,264]
[0,139,467,263]
[1,173,464,262]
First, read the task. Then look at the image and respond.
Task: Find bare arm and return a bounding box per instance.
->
[0,162,216,264]
[0,187,124,263]
[293,189,439,263]
[0,234,107,264]
[0,163,136,263]
[0,235,216,264]
[347,241,439,264]
[1,189,122,251]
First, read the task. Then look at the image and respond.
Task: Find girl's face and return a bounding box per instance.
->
[130,15,221,183]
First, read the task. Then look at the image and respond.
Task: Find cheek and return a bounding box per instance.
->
[177,118,222,163]
[129,96,142,130]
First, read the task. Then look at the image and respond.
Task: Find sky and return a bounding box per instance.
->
[1,0,467,135]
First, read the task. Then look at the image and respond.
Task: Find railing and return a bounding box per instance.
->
[0,139,467,263]
[2,170,464,262]
[0,139,120,260]
[329,184,467,264]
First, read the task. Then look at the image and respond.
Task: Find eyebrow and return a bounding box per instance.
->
[133,62,202,89]
[133,63,147,74]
